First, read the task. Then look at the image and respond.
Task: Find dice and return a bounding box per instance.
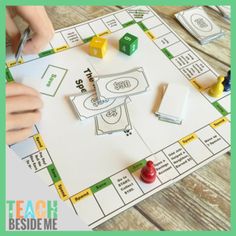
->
[89,36,107,58]
[119,33,138,56]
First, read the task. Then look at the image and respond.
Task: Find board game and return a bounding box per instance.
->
[6,6,231,228]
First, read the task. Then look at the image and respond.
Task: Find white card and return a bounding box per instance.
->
[94,67,149,100]
[69,91,129,120]
[155,83,189,124]
[95,103,132,135]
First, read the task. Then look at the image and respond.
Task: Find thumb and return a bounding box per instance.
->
[6,8,21,53]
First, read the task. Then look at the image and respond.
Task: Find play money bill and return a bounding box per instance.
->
[95,103,132,135]
[94,67,149,100]
[69,91,130,120]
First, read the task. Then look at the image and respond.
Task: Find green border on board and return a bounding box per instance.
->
[0,0,234,235]
[0,1,6,234]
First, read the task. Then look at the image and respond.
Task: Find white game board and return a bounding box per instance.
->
[6,6,231,228]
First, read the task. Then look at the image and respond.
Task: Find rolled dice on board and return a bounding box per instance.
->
[119,33,138,56]
[89,36,107,58]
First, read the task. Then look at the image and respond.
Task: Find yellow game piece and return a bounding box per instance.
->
[89,36,107,58]
[208,76,224,98]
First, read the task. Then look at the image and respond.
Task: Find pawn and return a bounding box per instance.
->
[208,76,224,98]
[140,161,157,183]
[223,70,231,92]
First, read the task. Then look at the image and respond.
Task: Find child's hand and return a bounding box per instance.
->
[6,6,54,54]
[6,83,43,145]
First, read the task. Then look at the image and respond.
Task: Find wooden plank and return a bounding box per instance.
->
[135,155,230,230]
[193,47,229,75]
[95,207,160,231]
[194,154,230,198]
[45,6,121,29]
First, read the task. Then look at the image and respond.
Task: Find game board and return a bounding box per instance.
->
[6,6,231,228]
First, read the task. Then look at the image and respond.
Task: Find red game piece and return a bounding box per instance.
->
[140,161,157,183]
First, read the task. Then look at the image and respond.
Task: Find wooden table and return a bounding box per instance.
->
[14,6,231,231]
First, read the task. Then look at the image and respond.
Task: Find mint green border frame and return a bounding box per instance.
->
[0,0,234,234]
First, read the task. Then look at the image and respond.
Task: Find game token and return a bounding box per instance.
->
[208,76,224,98]
[119,33,138,55]
[223,70,231,92]
[89,36,107,58]
[140,161,157,183]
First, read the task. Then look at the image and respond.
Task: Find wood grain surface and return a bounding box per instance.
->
[12,6,231,231]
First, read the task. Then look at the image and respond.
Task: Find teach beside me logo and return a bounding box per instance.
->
[6,200,58,231]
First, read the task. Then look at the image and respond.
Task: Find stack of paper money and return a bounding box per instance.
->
[175,7,224,45]
[69,67,149,135]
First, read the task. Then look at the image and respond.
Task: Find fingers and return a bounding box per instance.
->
[15,6,54,54]
[6,6,54,54]
[6,127,34,145]
[6,83,43,114]
[6,82,40,97]
[6,8,21,53]
[24,32,53,54]
[6,95,43,113]
[6,83,43,144]
[6,110,41,131]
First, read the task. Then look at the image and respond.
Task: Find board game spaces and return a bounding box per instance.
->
[6,6,230,228]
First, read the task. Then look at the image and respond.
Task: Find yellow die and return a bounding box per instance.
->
[89,36,107,58]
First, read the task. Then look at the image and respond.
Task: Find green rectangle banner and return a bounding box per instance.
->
[91,178,112,194]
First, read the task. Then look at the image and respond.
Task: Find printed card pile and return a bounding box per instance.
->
[175,7,224,44]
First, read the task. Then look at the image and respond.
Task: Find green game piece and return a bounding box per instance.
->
[119,33,138,56]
